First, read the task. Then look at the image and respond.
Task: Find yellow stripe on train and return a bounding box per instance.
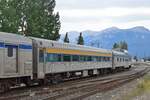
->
[46,48,112,57]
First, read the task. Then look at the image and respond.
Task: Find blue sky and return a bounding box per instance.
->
[55,0,150,33]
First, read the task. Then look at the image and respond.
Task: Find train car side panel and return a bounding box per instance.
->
[0,41,4,76]
[45,62,112,74]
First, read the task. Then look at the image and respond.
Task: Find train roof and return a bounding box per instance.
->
[31,37,112,54]
[0,32,111,54]
[113,50,131,57]
[0,32,32,44]
[0,32,131,56]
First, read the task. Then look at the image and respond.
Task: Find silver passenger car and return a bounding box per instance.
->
[0,32,32,92]
[113,50,132,69]
[0,32,132,92]
[31,37,113,79]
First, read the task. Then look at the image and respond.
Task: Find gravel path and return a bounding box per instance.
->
[83,64,150,100]
[83,77,144,100]
[132,92,150,100]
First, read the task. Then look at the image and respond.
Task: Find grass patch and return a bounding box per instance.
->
[122,74,150,100]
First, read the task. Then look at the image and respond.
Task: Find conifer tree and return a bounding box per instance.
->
[0,0,61,41]
[77,32,84,45]
[112,41,128,50]
[64,32,69,43]
[113,43,118,49]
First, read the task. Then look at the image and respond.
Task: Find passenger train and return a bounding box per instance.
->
[0,32,132,92]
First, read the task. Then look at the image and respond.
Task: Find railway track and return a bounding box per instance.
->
[43,67,149,100]
[0,64,149,100]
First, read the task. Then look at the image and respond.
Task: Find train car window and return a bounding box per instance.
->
[105,57,107,61]
[63,55,71,61]
[105,57,108,62]
[107,57,110,62]
[7,47,13,57]
[92,56,97,61]
[72,55,79,61]
[103,57,106,62]
[110,57,112,61]
[46,54,53,62]
[106,57,108,61]
[109,57,111,61]
[101,57,104,62]
[87,56,92,61]
[46,54,61,62]
[39,49,44,62]
[98,57,101,62]
[80,56,85,61]
[117,58,119,62]
[84,56,88,61]
[58,54,62,61]
[96,56,99,61]
[120,58,122,62]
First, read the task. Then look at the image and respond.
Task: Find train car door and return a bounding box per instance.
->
[38,48,46,79]
[4,44,18,74]
[112,52,115,69]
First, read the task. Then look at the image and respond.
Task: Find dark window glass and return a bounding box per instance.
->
[72,55,79,61]
[46,54,61,62]
[7,47,13,57]
[63,55,71,61]
[104,57,107,62]
[94,56,98,61]
[109,57,111,61]
[107,57,109,62]
[108,57,111,61]
[101,57,103,61]
[46,54,52,62]
[117,58,119,62]
[87,56,92,61]
[84,56,87,61]
[102,57,106,62]
[96,56,99,61]
[80,56,87,61]
[92,56,97,61]
[105,57,108,62]
[104,57,106,62]
[58,54,62,61]
[80,56,85,61]
[39,49,44,62]
[98,57,101,62]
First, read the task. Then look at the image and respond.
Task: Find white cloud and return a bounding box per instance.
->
[55,0,150,33]
[59,7,150,20]
[56,0,150,9]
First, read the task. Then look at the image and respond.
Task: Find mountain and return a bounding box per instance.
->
[60,26,150,57]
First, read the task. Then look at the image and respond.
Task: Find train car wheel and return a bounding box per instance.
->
[0,82,10,93]
[0,84,5,93]
[51,74,62,84]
